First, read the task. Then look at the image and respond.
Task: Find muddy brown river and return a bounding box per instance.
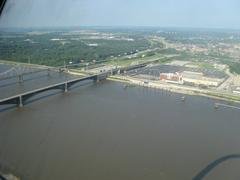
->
[0,80,240,180]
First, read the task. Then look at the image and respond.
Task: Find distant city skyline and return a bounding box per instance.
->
[0,0,240,29]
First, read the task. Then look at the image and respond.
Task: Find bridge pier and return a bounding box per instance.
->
[18,75,23,83]
[64,83,68,93]
[19,96,23,107]
[95,75,100,83]
[47,68,50,76]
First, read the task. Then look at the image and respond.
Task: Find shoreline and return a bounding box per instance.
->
[1,60,239,105]
[107,75,240,104]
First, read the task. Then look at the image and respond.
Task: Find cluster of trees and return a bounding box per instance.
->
[226,62,240,74]
[0,32,151,66]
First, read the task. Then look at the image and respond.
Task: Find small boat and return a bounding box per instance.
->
[214,103,219,109]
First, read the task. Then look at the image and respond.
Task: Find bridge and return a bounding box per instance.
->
[0,72,108,108]
[0,61,149,108]
[0,63,52,80]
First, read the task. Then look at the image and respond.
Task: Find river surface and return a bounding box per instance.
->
[0,80,240,180]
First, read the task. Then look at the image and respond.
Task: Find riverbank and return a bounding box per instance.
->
[108,75,240,104]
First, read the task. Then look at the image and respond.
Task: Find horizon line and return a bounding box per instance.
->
[0,25,240,32]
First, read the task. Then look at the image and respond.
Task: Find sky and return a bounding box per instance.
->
[0,0,240,29]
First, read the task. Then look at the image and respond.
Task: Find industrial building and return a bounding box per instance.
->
[159,70,225,87]
[181,71,225,87]
[160,72,183,84]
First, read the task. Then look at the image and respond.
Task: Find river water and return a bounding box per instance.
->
[0,80,240,180]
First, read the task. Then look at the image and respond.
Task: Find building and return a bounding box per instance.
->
[160,72,183,84]
[181,71,224,87]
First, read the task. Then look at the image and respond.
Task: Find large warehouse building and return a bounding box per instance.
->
[181,71,225,87]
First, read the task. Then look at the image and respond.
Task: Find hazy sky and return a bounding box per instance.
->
[0,0,240,29]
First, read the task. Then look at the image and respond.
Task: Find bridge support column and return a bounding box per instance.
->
[19,96,23,107]
[47,68,50,76]
[18,75,23,83]
[96,76,100,83]
[64,83,68,93]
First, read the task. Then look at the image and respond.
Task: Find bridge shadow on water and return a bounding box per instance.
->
[0,79,94,112]
[192,154,240,180]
